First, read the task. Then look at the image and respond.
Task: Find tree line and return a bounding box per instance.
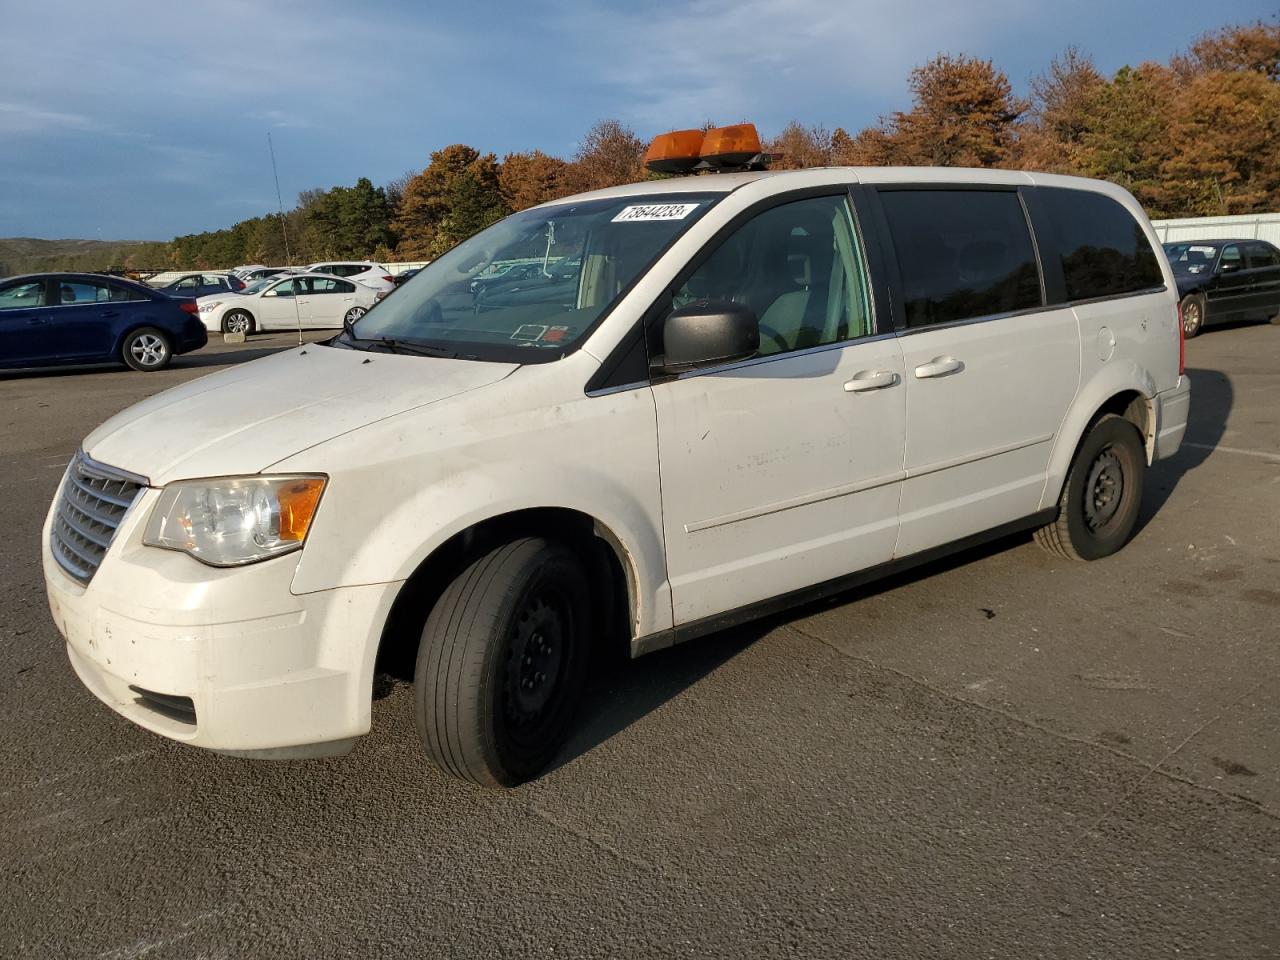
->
[43,19,1280,274]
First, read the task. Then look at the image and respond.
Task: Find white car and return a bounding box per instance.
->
[43,156,1190,788]
[196,273,379,334]
[304,261,395,293]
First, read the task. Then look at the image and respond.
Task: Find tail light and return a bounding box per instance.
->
[179,301,199,315]
[1175,301,1185,375]
[382,275,394,283]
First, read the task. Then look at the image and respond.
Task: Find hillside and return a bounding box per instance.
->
[0,237,167,277]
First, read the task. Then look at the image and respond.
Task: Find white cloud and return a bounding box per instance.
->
[0,102,106,135]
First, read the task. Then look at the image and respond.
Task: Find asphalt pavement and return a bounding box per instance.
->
[2,326,1278,958]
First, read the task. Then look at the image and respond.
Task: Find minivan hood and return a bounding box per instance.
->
[83,344,516,485]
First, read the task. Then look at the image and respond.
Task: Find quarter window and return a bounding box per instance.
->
[1038,188,1163,300]
[307,277,354,293]
[1246,243,1280,269]
[0,281,46,309]
[879,189,1041,328]
[667,194,874,357]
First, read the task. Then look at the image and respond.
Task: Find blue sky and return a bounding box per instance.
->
[1,0,1274,240]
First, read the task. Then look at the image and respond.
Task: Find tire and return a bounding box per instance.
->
[1035,414,1147,561]
[415,538,591,787]
[121,327,172,371]
[221,310,255,335]
[344,306,367,324]
[1181,293,1206,339]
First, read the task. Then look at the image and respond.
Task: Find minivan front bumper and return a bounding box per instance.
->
[42,489,399,758]
[1152,374,1191,461]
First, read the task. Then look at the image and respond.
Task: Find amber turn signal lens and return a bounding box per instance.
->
[278,478,325,542]
[643,129,706,173]
[700,123,762,168]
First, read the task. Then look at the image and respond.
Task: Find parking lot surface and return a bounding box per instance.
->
[2,327,1278,958]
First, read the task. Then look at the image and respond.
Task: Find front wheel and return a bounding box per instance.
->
[1035,414,1146,561]
[414,538,591,787]
[121,327,172,371]
[1181,293,1206,338]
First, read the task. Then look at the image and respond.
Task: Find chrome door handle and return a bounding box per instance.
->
[844,370,900,392]
[26,317,48,325]
[914,356,964,379]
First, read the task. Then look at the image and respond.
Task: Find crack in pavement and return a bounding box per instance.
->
[785,622,1279,823]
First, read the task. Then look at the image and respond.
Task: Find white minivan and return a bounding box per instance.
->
[43,163,1190,787]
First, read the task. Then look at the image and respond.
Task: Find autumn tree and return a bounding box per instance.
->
[393,145,510,258]
[499,150,572,210]
[894,55,1025,166]
[764,122,833,169]
[564,119,646,192]
[1162,69,1280,215]
[1018,47,1106,171]
[1172,20,1280,80]
[841,55,1024,168]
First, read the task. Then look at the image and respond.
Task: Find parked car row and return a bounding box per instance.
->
[1163,238,1280,337]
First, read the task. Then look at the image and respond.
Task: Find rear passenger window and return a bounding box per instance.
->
[1247,243,1280,269]
[878,189,1041,328]
[1038,188,1163,301]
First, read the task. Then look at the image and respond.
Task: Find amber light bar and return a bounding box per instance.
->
[643,123,770,175]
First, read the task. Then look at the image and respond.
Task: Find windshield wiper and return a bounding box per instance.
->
[338,318,457,358]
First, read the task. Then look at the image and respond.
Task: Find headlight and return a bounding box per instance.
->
[200,301,221,313]
[143,475,326,566]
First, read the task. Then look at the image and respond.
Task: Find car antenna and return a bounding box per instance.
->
[268,129,303,347]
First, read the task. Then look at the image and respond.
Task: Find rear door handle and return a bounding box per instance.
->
[844,370,900,392]
[27,317,48,325]
[914,356,964,379]
[100,311,120,319]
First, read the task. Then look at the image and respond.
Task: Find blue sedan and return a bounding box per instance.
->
[0,273,208,371]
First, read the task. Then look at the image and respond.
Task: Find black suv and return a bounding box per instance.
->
[1164,238,1280,337]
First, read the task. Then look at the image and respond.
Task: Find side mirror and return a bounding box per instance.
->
[655,299,759,374]
[1220,261,1240,274]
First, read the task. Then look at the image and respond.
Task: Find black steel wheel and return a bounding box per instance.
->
[1035,414,1146,561]
[415,538,590,787]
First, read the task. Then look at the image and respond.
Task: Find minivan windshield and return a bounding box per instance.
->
[338,193,718,362]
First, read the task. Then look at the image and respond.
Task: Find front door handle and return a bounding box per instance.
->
[844,370,900,392]
[27,317,48,325]
[100,311,120,319]
[914,356,964,379]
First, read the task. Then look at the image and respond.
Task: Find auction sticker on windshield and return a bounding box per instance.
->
[612,203,701,223]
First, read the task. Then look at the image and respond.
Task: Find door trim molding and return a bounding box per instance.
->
[685,469,907,533]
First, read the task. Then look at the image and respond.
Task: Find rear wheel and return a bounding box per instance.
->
[121,327,172,371]
[1035,414,1146,561]
[344,306,367,324]
[414,538,590,787]
[221,310,255,335]
[1181,293,1206,338]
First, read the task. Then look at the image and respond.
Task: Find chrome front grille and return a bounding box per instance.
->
[51,452,147,584]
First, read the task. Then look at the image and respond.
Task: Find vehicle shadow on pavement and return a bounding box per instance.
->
[1139,365,1231,529]
[551,533,1024,775]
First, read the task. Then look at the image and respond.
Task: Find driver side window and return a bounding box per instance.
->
[670,194,872,357]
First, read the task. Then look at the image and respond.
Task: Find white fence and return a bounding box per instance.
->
[1151,213,1280,246]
